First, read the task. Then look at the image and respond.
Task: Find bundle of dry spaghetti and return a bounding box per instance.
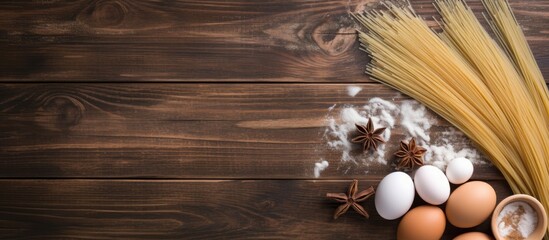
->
[354,0,549,238]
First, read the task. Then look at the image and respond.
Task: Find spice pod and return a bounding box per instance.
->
[491,194,547,240]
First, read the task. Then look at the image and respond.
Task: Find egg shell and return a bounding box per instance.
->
[397,205,446,240]
[446,181,497,228]
[446,157,474,184]
[414,165,450,205]
[375,172,415,220]
[453,232,494,240]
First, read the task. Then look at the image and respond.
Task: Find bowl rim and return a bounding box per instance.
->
[491,194,548,240]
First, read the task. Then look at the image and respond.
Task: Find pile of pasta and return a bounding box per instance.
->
[354,0,548,238]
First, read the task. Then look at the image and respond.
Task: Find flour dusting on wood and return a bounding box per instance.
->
[316,95,484,177]
[347,86,362,97]
[314,160,329,178]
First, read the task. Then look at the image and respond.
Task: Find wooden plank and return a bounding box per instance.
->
[0,83,502,179]
[0,0,547,82]
[0,179,513,239]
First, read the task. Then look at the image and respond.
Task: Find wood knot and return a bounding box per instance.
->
[312,16,356,56]
[41,96,85,130]
[79,0,127,28]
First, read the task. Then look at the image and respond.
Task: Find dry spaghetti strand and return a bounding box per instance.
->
[482,0,549,124]
[354,1,548,238]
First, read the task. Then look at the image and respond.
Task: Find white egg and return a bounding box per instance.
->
[414,165,450,205]
[375,171,415,220]
[445,157,474,184]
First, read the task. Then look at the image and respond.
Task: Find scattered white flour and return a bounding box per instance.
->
[400,101,431,143]
[424,141,481,170]
[326,97,399,165]
[347,86,362,97]
[497,201,538,239]
[314,160,329,178]
[321,96,483,173]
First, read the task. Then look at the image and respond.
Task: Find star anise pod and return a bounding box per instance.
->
[395,137,427,169]
[351,118,386,151]
[326,179,375,219]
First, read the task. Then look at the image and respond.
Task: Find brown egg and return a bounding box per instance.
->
[453,232,494,240]
[397,205,446,240]
[446,181,497,228]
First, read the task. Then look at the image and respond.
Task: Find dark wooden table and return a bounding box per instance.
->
[1,0,547,239]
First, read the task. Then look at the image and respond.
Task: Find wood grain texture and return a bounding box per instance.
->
[0,83,503,179]
[0,0,547,82]
[1,0,545,238]
[0,179,513,239]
